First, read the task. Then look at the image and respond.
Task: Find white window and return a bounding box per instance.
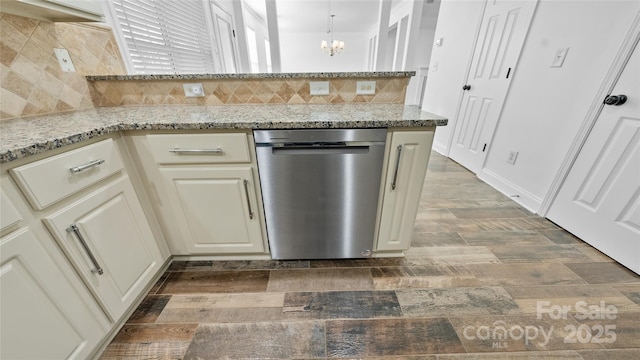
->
[108,0,216,74]
[245,27,260,73]
[264,39,272,73]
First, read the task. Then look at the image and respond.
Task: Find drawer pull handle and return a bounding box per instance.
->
[391,145,403,190]
[69,159,105,173]
[169,148,224,154]
[243,179,254,220]
[66,224,104,275]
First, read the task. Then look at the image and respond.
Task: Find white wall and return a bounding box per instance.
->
[480,0,639,212]
[421,0,485,152]
[423,0,639,213]
[279,31,369,72]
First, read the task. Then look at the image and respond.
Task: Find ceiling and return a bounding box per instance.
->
[275,0,382,33]
[243,0,388,33]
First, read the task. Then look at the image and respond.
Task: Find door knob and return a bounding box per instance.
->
[462,84,471,91]
[604,95,627,106]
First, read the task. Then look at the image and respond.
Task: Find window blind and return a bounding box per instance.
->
[111,0,216,74]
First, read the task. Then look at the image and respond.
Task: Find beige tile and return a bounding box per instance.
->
[411,232,468,247]
[397,287,520,317]
[267,268,374,292]
[183,322,326,359]
[99,342,191,360]
[565,262,640,285]
[405,246,500,265]
[372,265,480,289]
[0,87,27,117]
[0,42,17,67]
[164,293,285,309]
[326,318,465,356]
[470,263,586,286]
[487,245,593,263]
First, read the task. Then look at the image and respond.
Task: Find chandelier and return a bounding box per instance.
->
[321,15,344,56]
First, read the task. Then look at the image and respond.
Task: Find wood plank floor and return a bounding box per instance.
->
[100,152,640,359]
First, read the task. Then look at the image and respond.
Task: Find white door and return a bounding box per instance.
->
[547,39,640,275]
[449,0,537,173]
[211,3,239,73]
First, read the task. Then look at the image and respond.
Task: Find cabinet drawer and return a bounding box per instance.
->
[10,139,124,210]
[146,133,251,164]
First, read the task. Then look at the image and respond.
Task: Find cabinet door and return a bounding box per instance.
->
[1,228,110,359]
[158,166,265,254]
[377,131,434,251]
[44,176,164,321]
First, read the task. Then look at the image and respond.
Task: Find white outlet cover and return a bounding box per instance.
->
[356,81,376,95]
[183,83,204,97]
[310,81,329,95]
[551,47,569,68]
[53,48,76,72]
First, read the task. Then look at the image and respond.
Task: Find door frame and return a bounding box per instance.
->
[539,11,640,216]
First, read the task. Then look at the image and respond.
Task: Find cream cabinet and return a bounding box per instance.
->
[7,137,166,325]
[126,132,269,256]
[376,130,434,252]
[1,227,110,359]
[43,176,164,321]
[0,0,104,22]
[158,166,265,254]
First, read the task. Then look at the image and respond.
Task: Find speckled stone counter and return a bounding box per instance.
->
[85,71,416,81]
[0,103,447,163]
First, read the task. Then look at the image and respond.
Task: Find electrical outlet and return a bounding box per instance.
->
[310,81,329,95]
[54,48,76,72]
[183,83,204,97]
[507,150,519,165]
[356,81,376,95]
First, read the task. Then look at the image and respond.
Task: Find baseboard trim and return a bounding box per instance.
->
[431,140,448,156]
[478,168,542,214]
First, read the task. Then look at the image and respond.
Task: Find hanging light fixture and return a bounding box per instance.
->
[321,15,344,56]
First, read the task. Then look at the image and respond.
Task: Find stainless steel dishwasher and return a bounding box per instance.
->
[254,129,387,259]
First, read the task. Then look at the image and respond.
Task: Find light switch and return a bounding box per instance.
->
[310,81,330,95]
[435,38,443,47]
[54,48,76,72]
[551,47,569,68]
[356,81,376,95]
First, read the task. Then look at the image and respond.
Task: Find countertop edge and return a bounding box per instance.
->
[0,119,445,164]
[86,71,417,81]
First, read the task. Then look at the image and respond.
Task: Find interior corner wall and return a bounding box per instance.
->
[420,0,486,154]
[480,0,639,212]
[279,32,369,72]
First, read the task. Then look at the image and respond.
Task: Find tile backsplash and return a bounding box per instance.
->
[87,77,410,106]
[0,12,409,121]
[0,13,125,120]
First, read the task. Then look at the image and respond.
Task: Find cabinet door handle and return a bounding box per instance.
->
[243,179,255,220]
[391,145,403,190]
[66,224,104,275]
[169,148,223,154]
[69,159,105,173]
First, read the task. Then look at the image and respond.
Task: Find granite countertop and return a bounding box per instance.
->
[0,103,447,163]
[86,71,416,81]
